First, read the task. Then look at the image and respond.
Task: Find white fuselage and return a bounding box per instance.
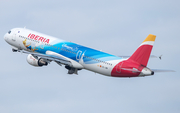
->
[4,28,123,76]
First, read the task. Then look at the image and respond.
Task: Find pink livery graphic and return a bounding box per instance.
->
[28,33,50,44]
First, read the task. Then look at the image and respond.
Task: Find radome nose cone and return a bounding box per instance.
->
[4,34,7,41]
[4,33,9,42]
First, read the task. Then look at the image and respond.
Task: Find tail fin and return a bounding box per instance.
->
[128,34,156,66]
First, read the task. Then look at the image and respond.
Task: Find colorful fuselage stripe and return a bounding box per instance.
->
[18,28,123,76]
[5,28,156,77]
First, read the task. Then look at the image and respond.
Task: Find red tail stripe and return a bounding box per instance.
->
[129,45,153,66]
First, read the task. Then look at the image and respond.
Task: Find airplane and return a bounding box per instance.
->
[4,28,173,77]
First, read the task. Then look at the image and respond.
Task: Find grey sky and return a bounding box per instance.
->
[0,0,180,113]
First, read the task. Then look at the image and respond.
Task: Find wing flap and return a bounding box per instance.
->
[17,50,72,66]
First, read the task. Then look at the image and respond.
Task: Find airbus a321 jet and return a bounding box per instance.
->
[4,28,173,77]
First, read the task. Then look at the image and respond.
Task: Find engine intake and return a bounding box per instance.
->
[27,54,48,67]
[38,58,48,66]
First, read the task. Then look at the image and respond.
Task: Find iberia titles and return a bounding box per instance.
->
[28,33,50,44]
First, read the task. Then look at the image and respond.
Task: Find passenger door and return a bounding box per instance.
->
[12,30,18,41]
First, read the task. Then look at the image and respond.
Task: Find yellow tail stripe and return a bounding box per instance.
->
[142,34,156,43]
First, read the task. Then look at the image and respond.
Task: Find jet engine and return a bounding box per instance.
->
[27,54,48,67]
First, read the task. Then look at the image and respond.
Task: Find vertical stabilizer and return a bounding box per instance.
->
[128,34,156,66]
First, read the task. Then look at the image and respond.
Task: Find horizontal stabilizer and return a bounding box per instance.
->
[121,68,141,72]
[151,69,175,73]
[119,55,158,59]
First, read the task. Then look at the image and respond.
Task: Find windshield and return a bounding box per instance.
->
[8,30,11,34]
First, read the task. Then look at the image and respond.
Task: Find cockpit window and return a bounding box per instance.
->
[8,31,11,34]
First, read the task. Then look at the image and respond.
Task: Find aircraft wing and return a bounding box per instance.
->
[119,55,158,59]
[17,50,72,66]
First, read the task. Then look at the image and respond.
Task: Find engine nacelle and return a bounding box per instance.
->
[27,54,48,67]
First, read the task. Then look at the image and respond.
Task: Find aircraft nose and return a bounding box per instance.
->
[4,33,8,42]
